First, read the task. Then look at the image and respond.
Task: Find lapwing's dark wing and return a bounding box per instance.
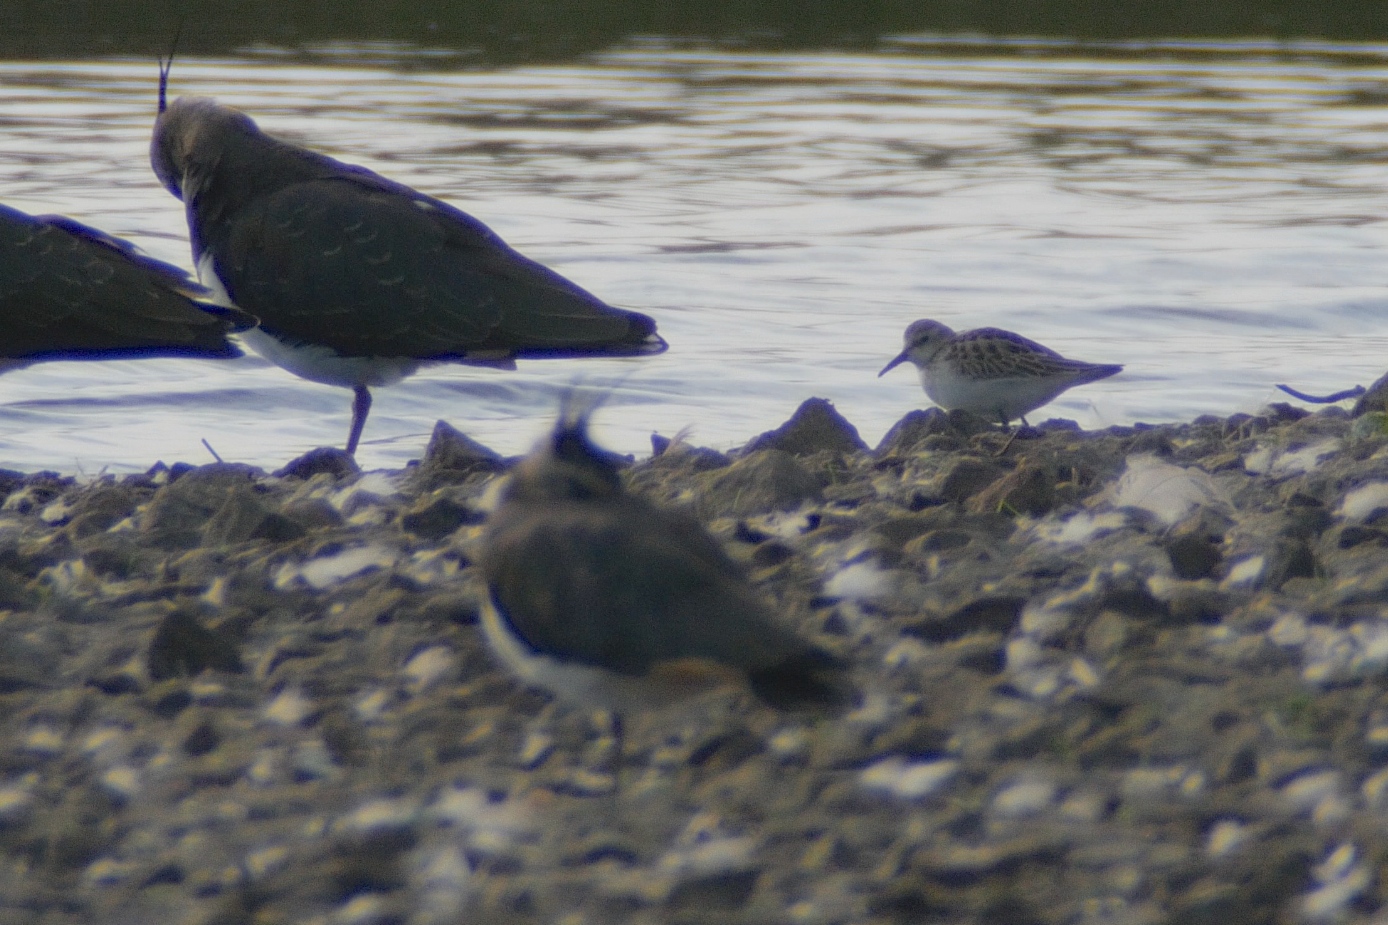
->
[0,204,253,361]
[201,175,660,361]
[484,496,836,676]
[173,120,660,361]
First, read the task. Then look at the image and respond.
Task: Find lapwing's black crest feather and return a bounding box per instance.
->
[0,204,252,361]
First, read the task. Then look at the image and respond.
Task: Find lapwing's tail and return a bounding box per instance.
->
[749,649,854,712]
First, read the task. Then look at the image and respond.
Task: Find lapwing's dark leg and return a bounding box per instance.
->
[346,386,372,455]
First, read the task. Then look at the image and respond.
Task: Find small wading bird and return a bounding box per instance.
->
[150,61,666,456]
[478,404,851,770]
[880,318,1122,429]
[0,203,253,374]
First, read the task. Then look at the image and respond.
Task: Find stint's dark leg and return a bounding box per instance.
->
[996,413,1019,456]
[610,712,626,794]
[346,386,372,455]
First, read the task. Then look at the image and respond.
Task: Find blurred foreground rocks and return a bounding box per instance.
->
[1,397,1388,923]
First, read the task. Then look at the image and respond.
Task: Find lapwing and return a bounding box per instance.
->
[478,405,851,723]
[0,203,253,372]
[150,67,667,456]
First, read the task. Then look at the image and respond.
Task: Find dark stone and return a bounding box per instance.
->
[687,726,764,769]
[751,541,795,567]
[938,458,1005,503]
[252,512,309,543]
[906,597,1026,642]
[1352,369,1388,416]
[202,483,284,546]
[66,484,148,538]
[143,464,262,550]
[1037,418,1082,432]
[400,496,478,540]
[0,468,23,505]
[875,409,956,456]
[2,471,72,514]
[697,450,824,517]
[743,397,867,457]
[80,536,153,580]
[413,420,506,488]
[147,610,244,680]
[651,432,672,456]
[873,512,952,546]
[182,720,220,756]
[281,498,344,532]
[1265,402,1309,422]
[665,869,759,911]
[151,687,193,718]
[88,673,141,695]
[957,645,1007,674]
[1098,573,1169,620]
[141,864,185,888]
[1267,537,1316,589]
[911,529,973,552]
[1339,525,1388,548]
[733,521,770,544]
[968,462,1056,516]
[274,447,360,480]
[1166,532,1223,580]
[325,833,415,900]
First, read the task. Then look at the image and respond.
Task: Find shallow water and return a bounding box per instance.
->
[3,37,1388,472]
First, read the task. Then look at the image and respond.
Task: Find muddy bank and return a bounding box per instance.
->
[4,391,1388,924]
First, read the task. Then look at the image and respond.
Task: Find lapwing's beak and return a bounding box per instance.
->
[878,350,910,377]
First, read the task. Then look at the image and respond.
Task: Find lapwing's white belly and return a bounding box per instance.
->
[237,327,420,389]
[197,253,420,390]
[480,595,659,714]
[920,365,1064,423]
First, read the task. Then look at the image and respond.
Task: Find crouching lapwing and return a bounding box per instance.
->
[151,68,667,456]
[0,203,253,373]
[478,404,851,779]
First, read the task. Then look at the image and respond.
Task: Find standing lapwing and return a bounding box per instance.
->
[0,203,253,372]
[150,67,667,456]
[478,404,851,753]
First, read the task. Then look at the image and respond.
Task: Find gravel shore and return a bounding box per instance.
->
[5,387,1388,924]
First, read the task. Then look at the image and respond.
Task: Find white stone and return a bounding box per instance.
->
[859,757,958,800]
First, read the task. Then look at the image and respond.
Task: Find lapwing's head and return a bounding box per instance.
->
[878,318,956,376]
[502,409,626,506]
[151,96,260,203]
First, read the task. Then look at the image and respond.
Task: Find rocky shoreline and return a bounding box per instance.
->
[5,386,1388,924]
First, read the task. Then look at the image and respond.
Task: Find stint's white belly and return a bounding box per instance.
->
[196,253,420,390]
[920,365,1067,423]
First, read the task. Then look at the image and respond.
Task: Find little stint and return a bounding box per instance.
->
[879,318,1122,428]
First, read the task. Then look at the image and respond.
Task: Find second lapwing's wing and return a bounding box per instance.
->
[480,411,849,712]
[0,203,253,364]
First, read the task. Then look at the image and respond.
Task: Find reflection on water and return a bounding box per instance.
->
[2,37,1388,471]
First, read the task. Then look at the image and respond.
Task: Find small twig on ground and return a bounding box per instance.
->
[1276,383,1367,404]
